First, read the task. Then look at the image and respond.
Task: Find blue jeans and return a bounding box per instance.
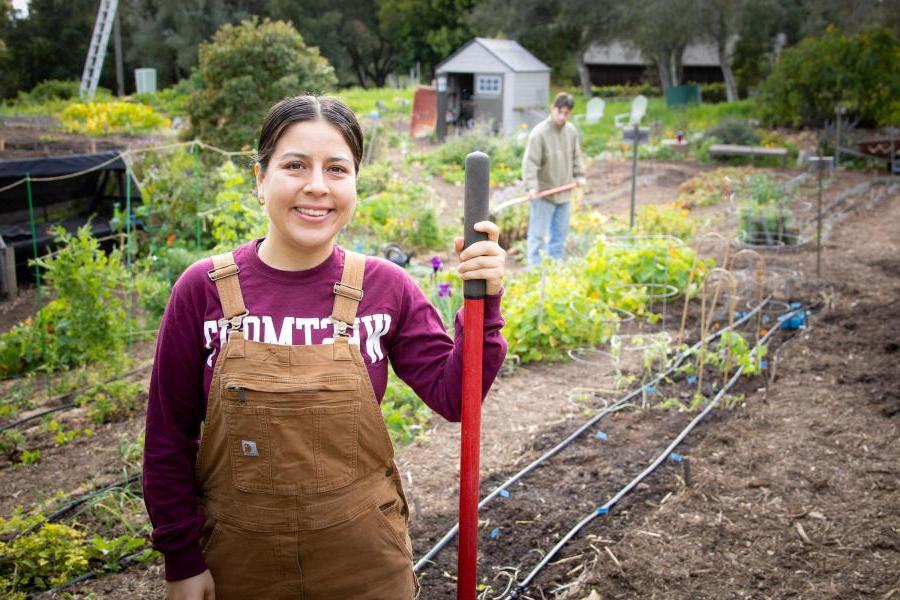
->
[527,199,570,269]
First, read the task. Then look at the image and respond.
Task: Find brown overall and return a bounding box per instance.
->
[195,250,419,599]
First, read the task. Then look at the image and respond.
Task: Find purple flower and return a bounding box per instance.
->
[430,256,443,273]
[438,282,452,298]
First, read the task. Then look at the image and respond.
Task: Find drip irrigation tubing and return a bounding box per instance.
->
[507,323,786,599]
[46,472,142,524]
[413,296,773,572]
[0,362,152,433]
[8,472,144,544]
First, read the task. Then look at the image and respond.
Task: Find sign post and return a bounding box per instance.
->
[623,125,650,229]
[808,155,834,279]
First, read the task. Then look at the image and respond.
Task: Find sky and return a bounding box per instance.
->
[12,0,28,16]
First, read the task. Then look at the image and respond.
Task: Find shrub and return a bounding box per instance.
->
[132,76,199,117]
[187,17,337,150]
[698,82,728,104]
[704,118,759,146]
[24,79,81,103]
[591,83,661,98]
[59,102,171,136]
[756,27,900,127]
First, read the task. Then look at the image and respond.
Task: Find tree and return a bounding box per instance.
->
[268,0,395,87]
[756,27,900,127]
[466,0,616,97]
[187,18,337,150]
[123,0,250,87]
[2,0,100,94]
[616,0,698,90]
[378,0,475,80]
[697,0,747,102]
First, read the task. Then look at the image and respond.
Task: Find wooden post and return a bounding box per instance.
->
[0,237,16,300]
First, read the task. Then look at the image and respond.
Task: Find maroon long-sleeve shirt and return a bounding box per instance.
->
[143,240,507,581]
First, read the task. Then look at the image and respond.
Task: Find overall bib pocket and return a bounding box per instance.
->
[222,375,361,495]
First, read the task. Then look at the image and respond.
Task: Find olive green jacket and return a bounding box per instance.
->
[522,117,585,205]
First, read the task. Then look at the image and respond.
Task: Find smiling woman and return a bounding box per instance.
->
[254,97,363,270]
[142,95,509,600]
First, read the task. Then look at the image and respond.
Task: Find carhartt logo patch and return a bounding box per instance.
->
[241,440,259,457]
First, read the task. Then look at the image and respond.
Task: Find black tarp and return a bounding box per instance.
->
[0,151,141,272]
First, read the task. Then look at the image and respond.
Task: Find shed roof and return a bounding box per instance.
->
[584,40,724,67]
[436,37,551,74]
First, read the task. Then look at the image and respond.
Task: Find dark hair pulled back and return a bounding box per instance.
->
[256,95,364,173]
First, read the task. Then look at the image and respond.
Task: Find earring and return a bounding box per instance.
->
[258,195,265,206]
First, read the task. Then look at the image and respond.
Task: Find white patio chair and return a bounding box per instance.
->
[573,97,605,126]
[614,94,648,128]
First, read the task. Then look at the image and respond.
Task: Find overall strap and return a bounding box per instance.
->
[208,252,248,332]
[331,250,365,338]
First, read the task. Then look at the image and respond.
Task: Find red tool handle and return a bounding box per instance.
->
[458,151,489,600]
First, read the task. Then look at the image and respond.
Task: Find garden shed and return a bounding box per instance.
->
[435,38,551,137]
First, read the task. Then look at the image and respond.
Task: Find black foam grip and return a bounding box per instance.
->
[463,151,490,299]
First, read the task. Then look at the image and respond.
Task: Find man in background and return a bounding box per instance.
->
[522,92,586,269]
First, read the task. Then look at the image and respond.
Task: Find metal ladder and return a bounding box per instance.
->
[78,0,119,101]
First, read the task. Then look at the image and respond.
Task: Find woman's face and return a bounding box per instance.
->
[256,119,357,259]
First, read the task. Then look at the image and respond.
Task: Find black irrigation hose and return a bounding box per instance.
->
[0,402,76,433]
[507,325,785,598]
[0,362,152,433]
[6,473,144,545]
[46,472,143,523]
[413,296,773,572]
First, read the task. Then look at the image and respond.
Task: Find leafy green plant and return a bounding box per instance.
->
[381,369,431,444]
[0,510,90,593]
[88,534,153,572]
[0,225,131,376]
[634,203,697,241]
[0,430,25,461]
[717,332,767,375]
[503,261,620,363]
[43,419,93,447]
[19,449,41,465]
[208,160,268,249]
[0,507,158,596]
[117,433,144,471]
[737,174,795,244]
[415,124,524,185]
[78,380,145,425]
[345,179,447,251]
[134,246,204,324]
[187,17,337,150]
[131,147,225,252]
